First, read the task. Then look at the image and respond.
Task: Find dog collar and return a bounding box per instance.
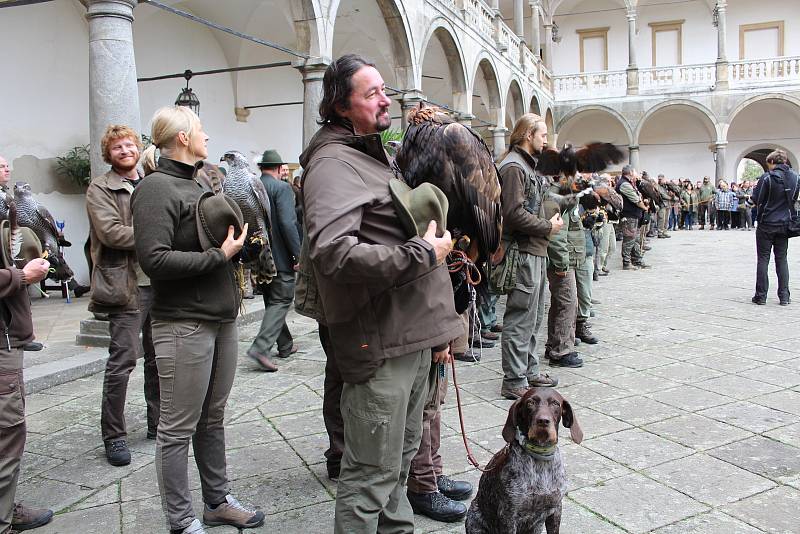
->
[516,430,557,461]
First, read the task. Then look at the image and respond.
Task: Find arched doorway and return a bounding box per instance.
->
[470,56,502,150]
[419,23,468,115]
[504,79,525,133]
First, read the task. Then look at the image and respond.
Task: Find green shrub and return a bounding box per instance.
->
[56,145,91,187]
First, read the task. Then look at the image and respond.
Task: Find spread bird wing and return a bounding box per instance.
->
[441,121,502,257]
[535,147,562,177]
[575,143,626,173]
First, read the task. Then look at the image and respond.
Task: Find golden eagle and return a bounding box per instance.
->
[394,104,502,265]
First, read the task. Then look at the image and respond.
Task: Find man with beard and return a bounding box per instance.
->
[86,125,160,466]
[300,54,462,533]
[697,176,716,229]
[615,166,650,270]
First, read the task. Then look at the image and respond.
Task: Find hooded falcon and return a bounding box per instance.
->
[220,151,277,285]
[13,181,74,281]
[394,104,502,265]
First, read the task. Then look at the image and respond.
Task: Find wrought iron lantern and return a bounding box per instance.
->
[175,70,200,115]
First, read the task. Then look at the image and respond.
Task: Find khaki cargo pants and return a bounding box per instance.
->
[0,348,25,534]
[334,349,434,534]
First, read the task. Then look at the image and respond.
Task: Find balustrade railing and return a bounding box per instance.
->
[553,70,626,100]
[461,0,494,40]
[729,56,800,85]
[639,63,716,92]
[523,45,539,81]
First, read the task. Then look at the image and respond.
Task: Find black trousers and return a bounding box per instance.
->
[320,325,344,471]
[755,223,790,301]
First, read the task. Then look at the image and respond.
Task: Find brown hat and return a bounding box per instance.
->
[0,219,42,269]
[195,192,244,250]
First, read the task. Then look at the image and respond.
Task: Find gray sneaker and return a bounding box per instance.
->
[203,494,265,529]
[178,519,207,534]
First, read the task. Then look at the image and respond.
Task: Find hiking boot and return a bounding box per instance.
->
[171,518,207,534]
[247,349,278,372]
[642,245,652,251]
[327,462,340,481]
[407,491,467,522]
[622,263,639,271]
[549,352,584,368]
[203,494,265,529]
[437,474,473,501]
[276,344,298,358]
[490,324,503,333]
[105,439,131,466]
[751,296,766,305]
[470,337,494,349]
[480,330,499,341]
[780,298,791,306]
[23,341,43,352]
[500,385,529,400]
[12,503,53,531]
[633,262,651,269]
[528,372,559,387]
[454,351,480,363]
[575,322,599,345]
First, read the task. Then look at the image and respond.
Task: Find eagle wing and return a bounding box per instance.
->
[535,147,562,177]
[575,143,626,173]
[637,179,661,206]
[248,173,272,236]
[441,121,502,259]
[595,184,623,211]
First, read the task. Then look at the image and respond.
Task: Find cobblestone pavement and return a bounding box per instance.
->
[17,229,800,533]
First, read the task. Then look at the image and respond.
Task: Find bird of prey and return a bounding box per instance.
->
[394,104,502,265]
[536,142,627,179]
[593,174,623,211]
[13,181,73,281]
[219,151,276,285]
[636,175,662,208]
[0,191,10,222]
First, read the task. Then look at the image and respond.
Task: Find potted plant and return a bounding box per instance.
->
[56,145,91,188]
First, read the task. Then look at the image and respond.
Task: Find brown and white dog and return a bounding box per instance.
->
[465,388,583,534]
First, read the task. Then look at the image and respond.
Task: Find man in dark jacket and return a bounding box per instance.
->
[498,114,564,399]
[247,150,302,371]
[0,251,53,533]
[300,54,462,534]
[616,166,650,270]
[86,125,159,466]
[752,149,798,305]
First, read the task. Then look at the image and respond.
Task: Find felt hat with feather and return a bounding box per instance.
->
[388,179,449,239]
[0,219,42,269]
[195,192,245,251]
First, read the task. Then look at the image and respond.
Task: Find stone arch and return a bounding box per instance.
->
[504,78,525,129]
[418,18,468,112]
[530,93,541,115]
[634,99,720,145]
[723,93,800,141]
[330,0,417,90]
[736,144,798,174]
[556,105,634,144]
[469,52,502,126]
[545,107,555,145]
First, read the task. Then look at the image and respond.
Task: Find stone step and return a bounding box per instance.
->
[74,300,266,348]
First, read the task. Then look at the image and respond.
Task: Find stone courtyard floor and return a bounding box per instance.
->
[16,228,800,533]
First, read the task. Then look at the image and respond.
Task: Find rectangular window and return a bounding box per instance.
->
[577,27,609,72]
[740,21,784,59]
[649,20,684,67]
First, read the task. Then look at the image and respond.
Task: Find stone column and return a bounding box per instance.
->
[490,127,508,160]
[530,1,541,58]
[714,1,729,90]
[86,0,140,177]
[489,0,499,11]
[293,57,330,149]
[626,7,639,95]
[543,23,554,70]
[714,142,727,184]
[628,145,640,169]
[399,91,426,131]
[457,113,475,127]
[513,0,524,39]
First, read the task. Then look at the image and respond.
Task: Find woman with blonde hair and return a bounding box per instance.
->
[132,106,263,534]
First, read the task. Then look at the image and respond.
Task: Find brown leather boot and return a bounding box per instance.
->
[12,503,53,531]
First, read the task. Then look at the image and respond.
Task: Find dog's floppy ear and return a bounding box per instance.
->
[561,399,583,444]
[502,398,522,443]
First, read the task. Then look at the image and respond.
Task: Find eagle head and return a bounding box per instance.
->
[220,151,250,170]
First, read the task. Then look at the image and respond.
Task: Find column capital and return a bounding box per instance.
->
[626,6,637,21]
[292,57,330,80]
[85,0,137,21]
[628,145,640,150]
[490,126,509,135]
[713,142,728,150]
[399,91,426,110]
[529,0,542,8]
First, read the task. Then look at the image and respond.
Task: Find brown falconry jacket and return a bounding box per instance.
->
[300,122,462,384]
